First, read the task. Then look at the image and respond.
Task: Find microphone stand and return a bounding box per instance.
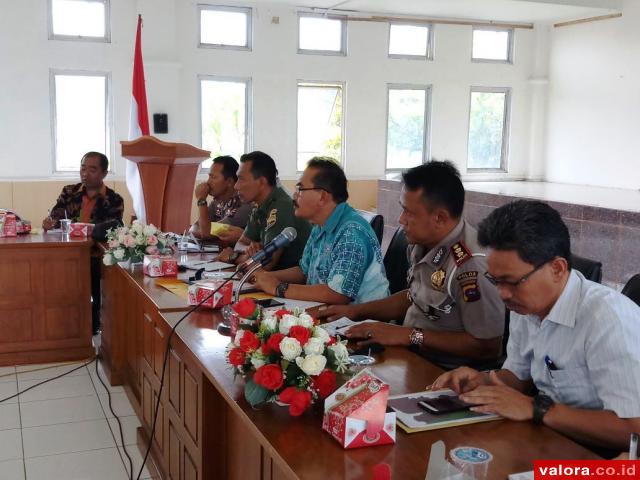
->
[233,260,266,304]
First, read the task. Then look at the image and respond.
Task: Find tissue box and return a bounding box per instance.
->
[322,368,396,449]
[0,213,17,238]
[188,280,232,309]
[143,255,178,277]
[69,222,94,238]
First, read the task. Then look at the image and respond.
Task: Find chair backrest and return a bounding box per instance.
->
[383,227,410,294]
[622,274,640,307]
[571,254,603,283]
[356,209,384,246]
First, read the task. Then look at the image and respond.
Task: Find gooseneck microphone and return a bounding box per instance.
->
[238,227,297,269]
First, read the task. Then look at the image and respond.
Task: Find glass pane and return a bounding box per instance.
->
[467,91,507,169]
[200,9,248,47]
[472,29,510,61]
[52,0,105,38]
[297,84,343,170]
[389,25,428,57]
[386,89,426,170]
[299,17,342,52]
[55,75,107,172]
[201,80,247,169]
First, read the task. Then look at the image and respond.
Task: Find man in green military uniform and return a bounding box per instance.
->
[315,161,505,369]
[218,151,311,271]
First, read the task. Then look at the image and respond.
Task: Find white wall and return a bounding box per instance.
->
[544,0,640,190]
[0,0,540,181]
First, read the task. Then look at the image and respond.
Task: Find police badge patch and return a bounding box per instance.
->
[431,269,446,290]
[458,271,481,302]
[266,209,278,230]
[431,246,447,266]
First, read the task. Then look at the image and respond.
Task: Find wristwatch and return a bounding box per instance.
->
[197,199,207,207]
[409,328,424,347]
[275,282,289,298]
[228,251,240,263]
[532,394,555,425]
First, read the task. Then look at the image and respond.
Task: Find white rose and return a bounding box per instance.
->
[279,314,298,335]
[143,224,157,236]
[297,313,314,329]
[329,342,349,361]
[135,234,146,245]
[131,222,143,234]
[313,326,331,344]
[117,233,126,244]
[234,329,245,347]
[261,315,277,332]
[279,337,302,361]
[250,353,266,369]
[103,254,115,266]
[303,337,325,356]
[295,354,327,376]
[113,248,125,261]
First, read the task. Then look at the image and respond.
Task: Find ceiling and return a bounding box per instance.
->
[256,0,622,23]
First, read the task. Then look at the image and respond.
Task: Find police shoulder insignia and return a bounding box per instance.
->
[431,268,446,291]
[431,246,447,266]
[458,271,481,303]
[266,209,278,229]
[450,241,472,266]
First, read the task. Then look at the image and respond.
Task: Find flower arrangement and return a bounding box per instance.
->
[226,298,350,416]
[102,221,172,266]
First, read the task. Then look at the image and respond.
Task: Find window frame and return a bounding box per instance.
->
[50,69,112,174]
[48,0,111,43]
[384,84,432,173]
[295,80,347,173]
[471,26,514,64]
[387,22,434,61]
[466,86,511,173]
[198,4,253,51]
[198,74,253,173]
[297,12,347,56]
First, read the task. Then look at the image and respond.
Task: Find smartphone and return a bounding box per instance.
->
[255,298,286,308]
[418,395,474,415]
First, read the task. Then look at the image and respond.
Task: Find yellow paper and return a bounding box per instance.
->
[239,292,272,300]
[156,278,189,300]
[210,222,229,236]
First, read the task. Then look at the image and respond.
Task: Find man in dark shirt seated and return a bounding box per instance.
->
[42,152,124,335]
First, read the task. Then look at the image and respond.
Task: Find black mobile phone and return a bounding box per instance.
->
[255,298,286,308]
[418,395,474,415]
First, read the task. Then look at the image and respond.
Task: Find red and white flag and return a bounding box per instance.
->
[127,14,150,223]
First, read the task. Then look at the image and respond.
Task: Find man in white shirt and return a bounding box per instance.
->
[431,200,640,451]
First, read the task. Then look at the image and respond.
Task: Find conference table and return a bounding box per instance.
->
[0,233,93,366]
[99,255,599,480]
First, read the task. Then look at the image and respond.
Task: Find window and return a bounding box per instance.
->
[298,14,346,55]
[200,77,251,169]
[472,27,513,62]
[467,87,511,171]
[49,0,110,41]
[199,5,252,50]
[385,85,431,171]
[297,82,344,171]
[51,72,110,172]
[388,23,432,59]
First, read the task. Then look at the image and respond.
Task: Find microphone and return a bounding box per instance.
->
[239,227,297,269]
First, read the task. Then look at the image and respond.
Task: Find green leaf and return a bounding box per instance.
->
[244,379,269,407]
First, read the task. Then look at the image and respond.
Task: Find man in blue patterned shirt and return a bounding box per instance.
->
[252,158,389,304]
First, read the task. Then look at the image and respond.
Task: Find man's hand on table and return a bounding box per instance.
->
[42,217,56,231]
[252,269,278,296]
[218,247,235,263]
[246,241,262,258]
[312,304,360,321]
[345,322,412,348]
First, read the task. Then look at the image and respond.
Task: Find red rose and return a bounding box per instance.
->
[265,333,285,354]
[288,325,311,347]
[233,298,258,318]
[312,369,337,399]
[228,347,246,367]
[278,386,298,404]
[327,336,337,346]
[289,389,313,416]
[239,331,260,352]
[275,309,292,318]
[253,364,284,391]
[261,343,271,355]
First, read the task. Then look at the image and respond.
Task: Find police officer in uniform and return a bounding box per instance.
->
[315,161,504,369]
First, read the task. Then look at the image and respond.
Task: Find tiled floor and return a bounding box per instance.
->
[0,358,157,480]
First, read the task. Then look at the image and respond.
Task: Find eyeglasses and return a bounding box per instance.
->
[294,185,328,195]
[484,261,550,288]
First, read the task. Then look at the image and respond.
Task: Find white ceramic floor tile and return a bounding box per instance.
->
[120,444,159,479]
[0,429,23,461]
[20,395,106,428]
[0,366,17,384]
[0,459,25,480]
[0,381,19,404]
[17,374,96,403]
[108,415,141,446]
[22,418,116,458]
[16,361,90,381]
[0,403,21,431]
[99,392,137,418]
[25,447,127,480]
[89,362,125,394]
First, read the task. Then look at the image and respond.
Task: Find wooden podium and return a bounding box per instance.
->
[121,136,210,233]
